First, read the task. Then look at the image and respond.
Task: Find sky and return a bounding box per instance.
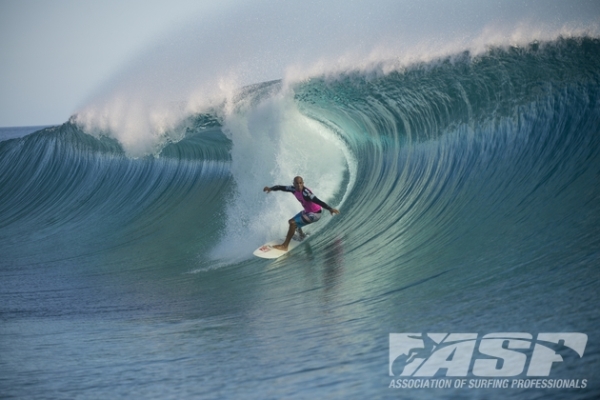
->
[1,0,599,128]
[0,0,236,127]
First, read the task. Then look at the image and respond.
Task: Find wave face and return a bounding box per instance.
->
[294,37,600,270]
[2,37,600,399]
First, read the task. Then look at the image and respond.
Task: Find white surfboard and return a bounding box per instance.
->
[253,234,308,259]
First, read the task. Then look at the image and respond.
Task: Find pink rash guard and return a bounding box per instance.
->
[269,185,333,213]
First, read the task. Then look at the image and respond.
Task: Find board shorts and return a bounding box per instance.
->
[292,210,322,228]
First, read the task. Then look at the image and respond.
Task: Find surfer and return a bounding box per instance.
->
[263,176,340,251]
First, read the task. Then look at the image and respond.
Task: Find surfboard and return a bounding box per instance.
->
[253,233,308,259]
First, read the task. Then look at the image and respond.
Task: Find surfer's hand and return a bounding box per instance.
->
[263,186,271,193]
[330,208,340,215]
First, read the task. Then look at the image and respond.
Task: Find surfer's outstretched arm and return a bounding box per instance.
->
[264,185,293,193]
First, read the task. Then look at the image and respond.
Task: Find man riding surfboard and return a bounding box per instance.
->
[263,176,340,251]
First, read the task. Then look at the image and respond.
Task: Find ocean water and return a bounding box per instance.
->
[1,37,600,399]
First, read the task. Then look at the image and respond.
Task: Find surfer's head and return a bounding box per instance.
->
[293,176,304,191]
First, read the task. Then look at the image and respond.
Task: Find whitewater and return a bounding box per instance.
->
[2,5,600,399]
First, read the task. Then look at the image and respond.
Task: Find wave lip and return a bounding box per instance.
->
[72,0,600,160]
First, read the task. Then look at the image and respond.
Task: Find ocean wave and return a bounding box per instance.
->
[1,37,599,271]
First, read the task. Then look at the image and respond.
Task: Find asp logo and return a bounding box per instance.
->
[389,333,587,377]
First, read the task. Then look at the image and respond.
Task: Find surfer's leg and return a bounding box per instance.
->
[273,219,297,251]
[294,212,311,238]
[273,211,314,250]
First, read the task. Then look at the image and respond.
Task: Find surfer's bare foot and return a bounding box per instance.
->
[273,244,288,251]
